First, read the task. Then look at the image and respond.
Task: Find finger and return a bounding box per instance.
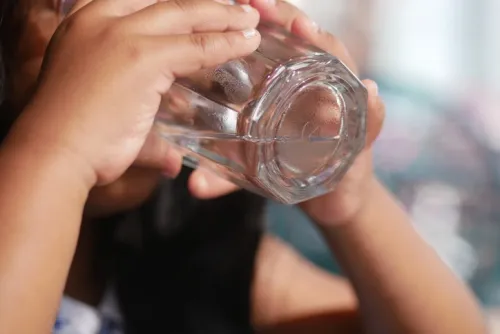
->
[363,80,385,147]
[124,0,260,35]
[67,0,161,18]
[134,130,183,178]
[248,0,302,30]
[247,0,359,73]
[65,0,91,14]
[290,15,358,74]
[188,168,240,199]
[64,0,93,15]
[149,29,260,78]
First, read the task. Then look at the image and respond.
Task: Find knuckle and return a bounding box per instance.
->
[279,1,303,28]
[191,34,216,57]
[62,11,89,33]
[221,34,239,55]
[222,2,234,16]
[102,20,126,41]
[318,31,359,72]
[99,23,145,63]
[284,16,299,30]
[106,29,145,64]
[171,0,199,14]
[123,40,145,64]
[323,33,350,60]
[324,32,343,51]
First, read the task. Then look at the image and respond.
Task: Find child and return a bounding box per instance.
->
[0,0,486,333]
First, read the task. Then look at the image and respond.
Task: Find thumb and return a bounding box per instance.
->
[363,80,385,147]
[188,168,240,199]
[134,130,183,178]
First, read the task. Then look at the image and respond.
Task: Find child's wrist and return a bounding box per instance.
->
[347,176,381,222]
[3,113,97,193]
[320,175,381,230]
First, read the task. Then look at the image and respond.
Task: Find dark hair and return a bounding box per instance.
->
[0,3,266,333]
[0,0,20,140]
[112,170,265,333]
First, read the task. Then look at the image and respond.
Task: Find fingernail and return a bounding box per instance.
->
[196,174,208,193]
[267,0,276,6]
[241,4,253,12]
[365,80,379,96]
[242,28,258,39]
[310,20,320,33]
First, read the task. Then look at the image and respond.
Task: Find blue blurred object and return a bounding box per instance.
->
[267,202,341,274]
[267,80,500,308]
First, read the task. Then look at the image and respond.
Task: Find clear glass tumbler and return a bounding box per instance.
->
[155,23,368,204]
[59,1,367,204]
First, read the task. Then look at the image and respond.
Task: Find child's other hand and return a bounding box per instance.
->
[240,0,385,226]
[12,0,260,189]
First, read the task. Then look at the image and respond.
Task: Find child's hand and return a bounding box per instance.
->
[12,0,260,189]
[239,0,385,226]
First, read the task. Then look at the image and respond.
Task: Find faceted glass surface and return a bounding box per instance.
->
[58,0,367,204]
[154,23,367,204]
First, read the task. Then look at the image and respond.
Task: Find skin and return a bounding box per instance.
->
[0,0,487,333]
[3,0,360,331]
[5,0,361,324]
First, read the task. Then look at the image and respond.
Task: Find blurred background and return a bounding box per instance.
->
[267,0,500,330]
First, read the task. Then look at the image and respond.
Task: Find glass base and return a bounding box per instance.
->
[240,54,367,203]
[156,54,366,204]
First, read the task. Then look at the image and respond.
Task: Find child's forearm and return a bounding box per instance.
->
[252,235,360,333]
[0,135,90,333]
[321,178,486,334]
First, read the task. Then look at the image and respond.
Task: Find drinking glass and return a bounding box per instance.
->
[58,1,368,204]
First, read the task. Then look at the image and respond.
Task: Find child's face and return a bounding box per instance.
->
[7,0,164,217]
